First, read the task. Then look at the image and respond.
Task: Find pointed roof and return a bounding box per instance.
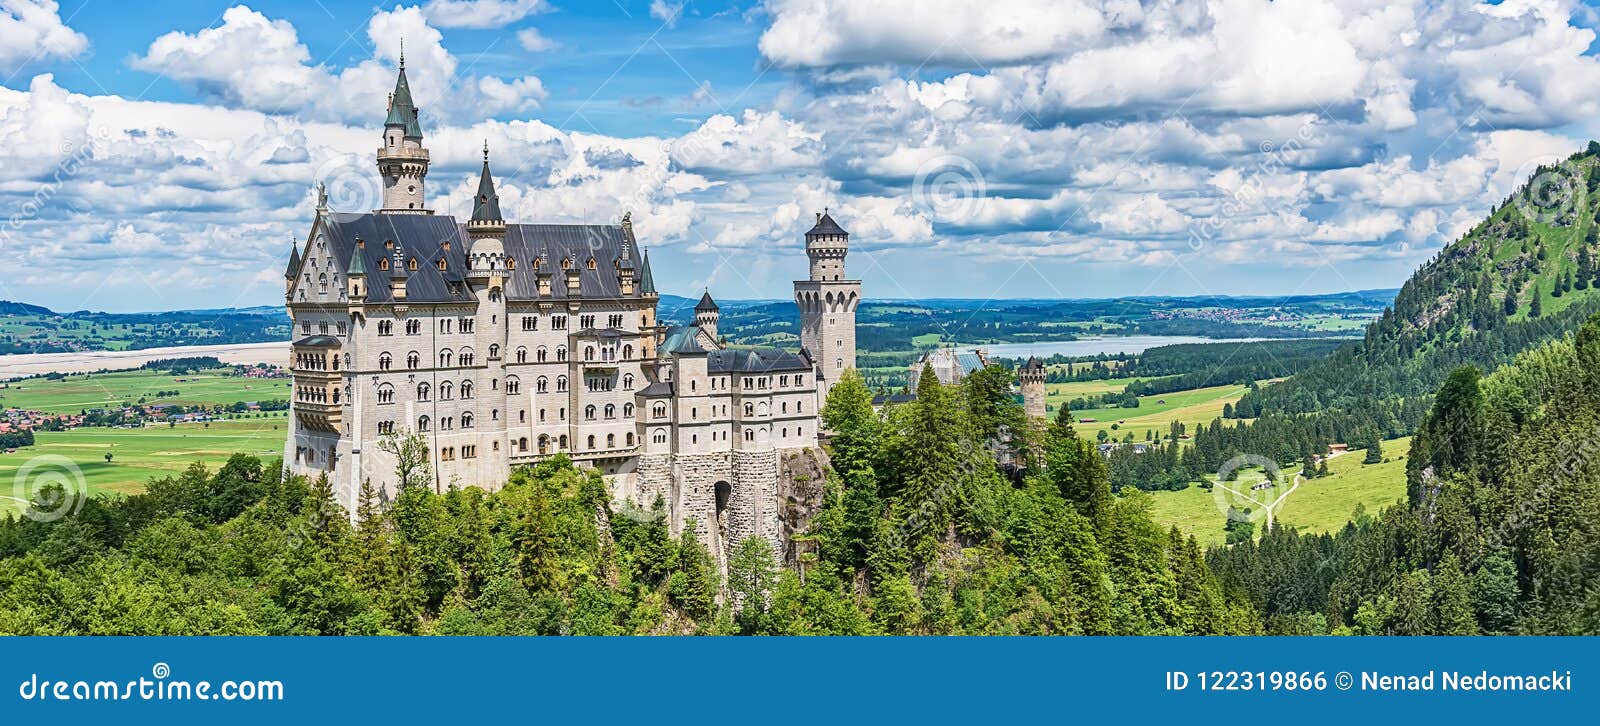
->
[805,209,847,237]
[639,249,656,294]
[696,291,719,313]
[347,246,366,275]
[384,60,424,139]
[284,244,301,280]
[1023,356,1044,370]
[471,142,503,223]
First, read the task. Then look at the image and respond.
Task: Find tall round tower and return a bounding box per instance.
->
[1020,356,1047,421]
[793,210,861,402]
[694,291,720,341]
[377,52,431,214]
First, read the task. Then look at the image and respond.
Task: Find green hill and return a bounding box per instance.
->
[1233,143,1600,434]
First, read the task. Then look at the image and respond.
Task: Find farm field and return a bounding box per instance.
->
[1142,439,1409,546]
[0,417,289,516]
[1066,382,1253,441]
[1275,438,1410,534]
[0,368,289,414]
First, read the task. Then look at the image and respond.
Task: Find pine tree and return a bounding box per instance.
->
[1530,287,1543,318]
[1363,438,1383,464]
[512,477,563,595]
[1432,555,1477,635]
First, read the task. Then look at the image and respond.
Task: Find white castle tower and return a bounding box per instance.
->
[377,50,431,214]
[793,210,860,402]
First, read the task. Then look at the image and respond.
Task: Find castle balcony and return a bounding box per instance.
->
[376,147,429,163]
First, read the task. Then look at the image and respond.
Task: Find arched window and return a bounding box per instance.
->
[584,346,595,362]
[462,412,474,428]
[556,346,567,362]
[836,358,843,370]
[439,349,453,367]
[506,376,521,395]
[604,404,615,419]
[536,346,547,362]
[623,373,634,390]
[559,434,568,449]
[744,428,753,442]
[623,344,633,360]
[459,348,474,366]
[623,403,634,418]
[439,381,452,400]
[606,433,615,448]
[626,433,635,447]
[488,344,499,359]
[418,415,431,432]
[536,435,548,453]
[744,402,754,417]
[460,381,473,399]
[536,376,548,393]
[653,402,667,418]
[377,383,394,404]
[586,435,596,450]
[379,353,393,370]
[407,351,420,369]
[585,405,597,420]
[516,347,527,363]
[378,320,393,336]
[556,376,568,392]
[417,382,431,401]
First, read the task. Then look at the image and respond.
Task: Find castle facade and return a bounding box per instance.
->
[282,60,859,560]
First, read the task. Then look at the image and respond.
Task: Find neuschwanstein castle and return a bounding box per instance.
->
[282,59,861,561]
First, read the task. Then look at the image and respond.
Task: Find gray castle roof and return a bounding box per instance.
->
[806,211,847,237]
[320,212,638,303]
[707,348,811,374]
[695,291,719,312]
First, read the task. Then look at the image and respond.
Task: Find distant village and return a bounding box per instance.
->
[0,363,288,448]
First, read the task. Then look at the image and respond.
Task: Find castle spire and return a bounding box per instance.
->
[377,54,430,213]
[639,248,656,295]
[470,141,503,224]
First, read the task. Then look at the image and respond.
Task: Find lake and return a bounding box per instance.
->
[976,336,1286,359]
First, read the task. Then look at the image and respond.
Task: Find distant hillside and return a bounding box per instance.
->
[1236,142,1600,432]
[0,301,292,355]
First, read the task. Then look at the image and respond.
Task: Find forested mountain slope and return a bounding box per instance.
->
[1234,143,1600,435]
[1210,318,1600,634]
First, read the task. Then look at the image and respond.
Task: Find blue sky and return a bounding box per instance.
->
[3,0,1600,311]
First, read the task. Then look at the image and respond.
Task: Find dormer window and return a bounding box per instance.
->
[384,240,394,250]
[437,258,447,271]
[586,257,597,270]
[561,257,571,270]
[507,257,516,270]
[377,257,389,271]
[408,257,418,271]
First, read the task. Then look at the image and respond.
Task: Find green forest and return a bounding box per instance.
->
[0,366,1259,635]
